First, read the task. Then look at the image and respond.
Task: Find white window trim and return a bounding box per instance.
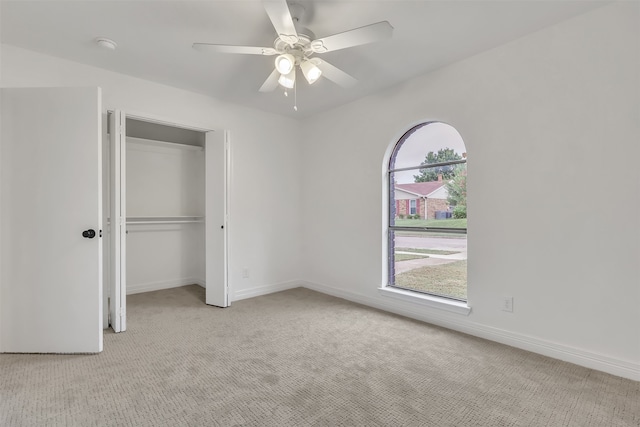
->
[409,199,417,215]
[378,285,471,315]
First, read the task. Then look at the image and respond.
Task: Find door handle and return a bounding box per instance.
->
[82,229,96,239]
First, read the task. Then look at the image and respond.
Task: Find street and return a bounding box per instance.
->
[394,235,467,251]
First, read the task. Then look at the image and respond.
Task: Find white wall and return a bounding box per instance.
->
[300,2,640,379]
[126,139,205,218]
[126,223,205,294]
[0,44,304,303]
[125,139,206,294]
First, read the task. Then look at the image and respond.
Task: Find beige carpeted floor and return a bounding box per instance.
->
[1,285,638,426]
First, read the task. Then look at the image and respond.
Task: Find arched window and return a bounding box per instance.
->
[388,122,467,301]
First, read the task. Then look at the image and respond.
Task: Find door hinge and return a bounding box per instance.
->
[119,307,126,317]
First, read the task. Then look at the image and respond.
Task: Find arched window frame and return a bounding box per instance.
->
[387,121,468,302]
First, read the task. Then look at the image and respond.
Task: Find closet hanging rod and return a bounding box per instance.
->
[125,216,204,225]
[126,220,204,225]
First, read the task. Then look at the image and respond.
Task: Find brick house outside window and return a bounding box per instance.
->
[394,175,450,219]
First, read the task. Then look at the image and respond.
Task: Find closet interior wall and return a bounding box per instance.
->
[107,117,206,300]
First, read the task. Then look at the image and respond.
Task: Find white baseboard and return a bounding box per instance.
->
[127,278,204,295]
[300,280,640,382]
[232,280,301,302]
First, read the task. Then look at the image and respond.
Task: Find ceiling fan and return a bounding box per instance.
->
[193,0,393,93]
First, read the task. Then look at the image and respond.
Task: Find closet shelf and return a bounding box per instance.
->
[126,216,204,225]
[127,136,204,151]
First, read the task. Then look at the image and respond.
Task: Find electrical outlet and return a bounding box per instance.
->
[242,268,249,279]
[502,296,513,312]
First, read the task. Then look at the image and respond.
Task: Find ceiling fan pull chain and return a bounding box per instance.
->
[294,78,298,112]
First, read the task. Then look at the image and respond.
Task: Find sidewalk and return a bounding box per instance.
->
[394,250,466,275]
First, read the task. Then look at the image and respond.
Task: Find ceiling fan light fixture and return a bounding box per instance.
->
[300,59,322,84]
[275,54,295,75]
[278,69,296,89]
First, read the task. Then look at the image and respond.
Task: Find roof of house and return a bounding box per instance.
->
[395,181,446,197]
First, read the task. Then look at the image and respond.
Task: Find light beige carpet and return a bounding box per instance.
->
[1,285,638,426]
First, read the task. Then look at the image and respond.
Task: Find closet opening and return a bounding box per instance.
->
[106,112,229,333]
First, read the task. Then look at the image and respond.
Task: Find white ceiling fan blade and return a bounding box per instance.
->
[193,43,277,56]
[263,0,298,45]
[310,21,393,53]
[259,69,281,92]
[314,59,357,88]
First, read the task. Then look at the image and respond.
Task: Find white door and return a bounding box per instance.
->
[205,130,229,307]
[0,87,103,353]
[108,110,126,332]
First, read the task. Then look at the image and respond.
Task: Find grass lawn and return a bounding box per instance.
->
[394,218,467,228]
[394,253,429,262]
[395,247,459,256]
[394,260,467,300]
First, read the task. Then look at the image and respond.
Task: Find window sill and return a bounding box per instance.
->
[378,286,471,315]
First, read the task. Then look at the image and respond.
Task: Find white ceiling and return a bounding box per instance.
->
[1,0,606,119]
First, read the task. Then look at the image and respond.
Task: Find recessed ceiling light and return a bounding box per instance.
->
[95,37,117,50]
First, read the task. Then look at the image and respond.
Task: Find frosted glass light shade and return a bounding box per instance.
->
[300,60,322,84]
[275,54,295,75]
[278,69,296,89]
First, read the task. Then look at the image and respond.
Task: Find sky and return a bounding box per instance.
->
[391,122,466,184]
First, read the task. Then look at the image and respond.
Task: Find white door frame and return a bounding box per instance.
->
[107,110,230,327]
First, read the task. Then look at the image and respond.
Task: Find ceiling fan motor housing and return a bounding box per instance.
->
[274,27,316,63]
